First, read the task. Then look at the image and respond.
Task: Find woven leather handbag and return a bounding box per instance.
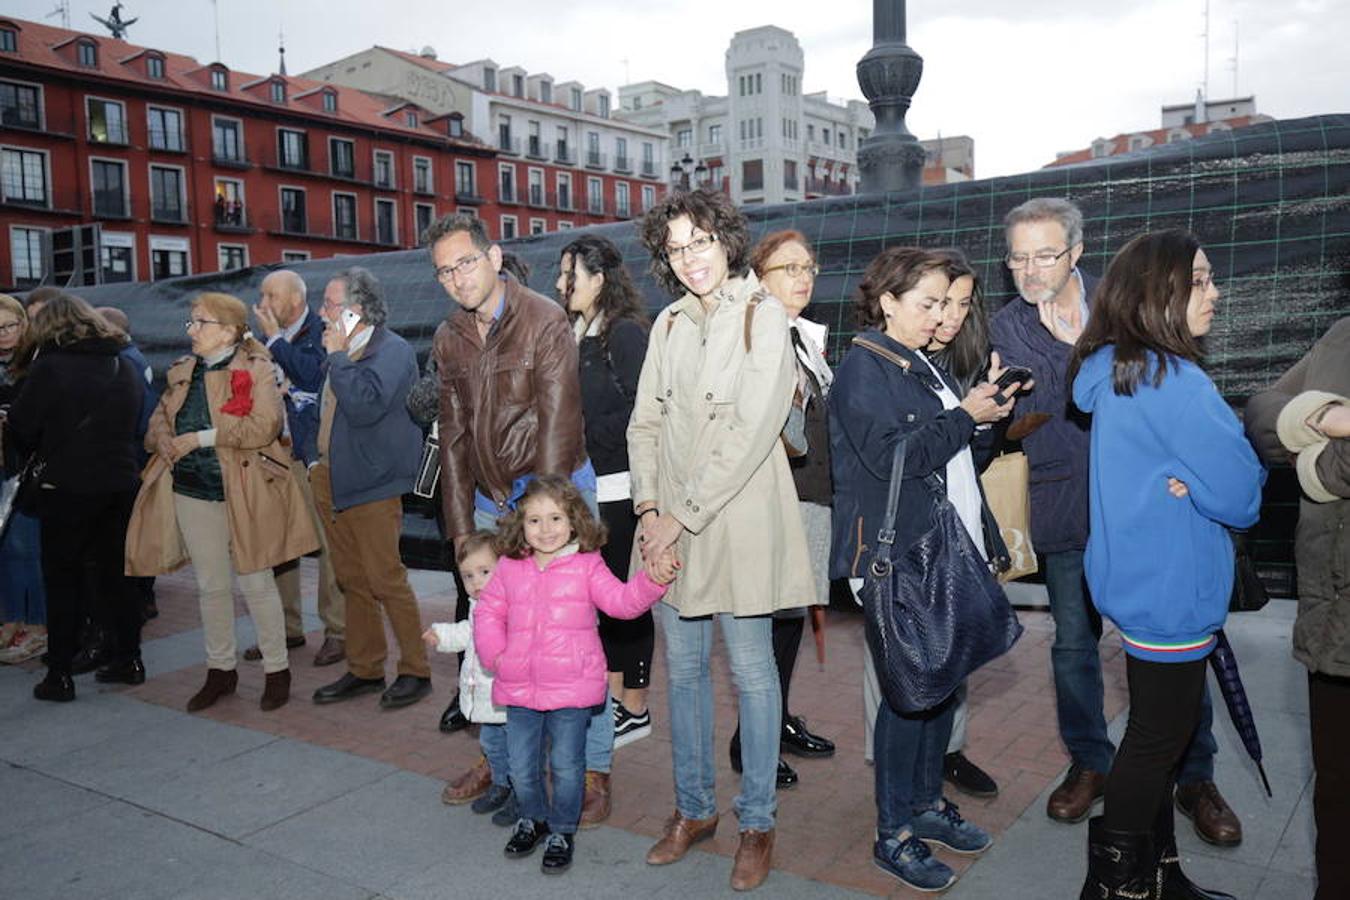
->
[860,438,1024,714]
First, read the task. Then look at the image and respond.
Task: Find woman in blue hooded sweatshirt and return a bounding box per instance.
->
[1068,229,1264,900]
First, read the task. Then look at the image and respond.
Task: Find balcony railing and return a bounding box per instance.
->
[554,143,576,165]
[613,155,632,173]
[151,203,188,224]
[584,150,607,170]
[553,190,574,212]
[640,160,658,178]
[526,137,547,159]
[499,185,518,204]
[527,185,547,207]
[214,203,251,232]
[148,128,187,153]
[804,177,853,197]
[498,135,521,155]
[455,186,484,205]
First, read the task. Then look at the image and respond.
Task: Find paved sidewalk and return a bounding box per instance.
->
[0,565,1316,898]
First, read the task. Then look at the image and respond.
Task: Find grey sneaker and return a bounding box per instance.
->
[873,831,956,892]
[912,800,993,855]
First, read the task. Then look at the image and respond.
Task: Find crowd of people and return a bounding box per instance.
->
[0,189,1344,898]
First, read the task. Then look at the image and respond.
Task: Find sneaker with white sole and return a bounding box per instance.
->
[911,799,993,855]
[613,702,652,749]
[0,630,47,664]
[873,831,956,892]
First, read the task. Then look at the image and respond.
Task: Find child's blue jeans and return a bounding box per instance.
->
[506,705,591,834]
[479,723,510,787]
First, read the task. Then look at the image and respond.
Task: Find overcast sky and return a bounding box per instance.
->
[17,0,1349,177]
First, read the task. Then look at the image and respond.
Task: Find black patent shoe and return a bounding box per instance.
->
[781,714,836,758]
[504,818,550,857]
[540,832,575,874]
[944,752,999,799]
[729,735,799,788]
[95,657,146,686]
[312,672,385,704]
[438,691,470,733]
[34,671,75,702]
[70,645,110,676]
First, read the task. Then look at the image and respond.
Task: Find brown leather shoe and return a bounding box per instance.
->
[1175,781,1242,846]
[312,636,345,667]
[186,668,238,712]
[579,770,611,828]
[646,811,719,865]
[260,668,291,711]
[729,828,775,891]
[441,756,492,805]
[1047,764,1106,823]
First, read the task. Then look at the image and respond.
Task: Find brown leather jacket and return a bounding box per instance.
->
[434,275,586,537]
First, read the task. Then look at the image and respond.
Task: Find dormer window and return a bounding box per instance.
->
[570,88,582,111]
[448,114,464,138]
[146,54,164,79]
[405,110,418,128]
[270,80,286,103]
[322,90,336,113]
[77,40,97,68]
[0,27,17,53]
[540,82,552,104]
[483,67,496,92]
[210,67,227,91]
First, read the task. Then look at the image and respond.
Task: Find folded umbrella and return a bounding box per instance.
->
[1208,629,1272,797]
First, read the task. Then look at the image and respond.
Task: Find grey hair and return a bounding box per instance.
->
[1004,197,1084,248]
[265,268,308,303]
[422,212,491,257]
[329,266,387,327]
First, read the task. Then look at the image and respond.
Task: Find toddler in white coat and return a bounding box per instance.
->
[423,531,513,817]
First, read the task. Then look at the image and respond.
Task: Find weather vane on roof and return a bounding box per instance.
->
[91,2,137,40]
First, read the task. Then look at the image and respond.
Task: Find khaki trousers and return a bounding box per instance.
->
[273,458,345,640]
[174,493,289,674]
[310,463,429,680]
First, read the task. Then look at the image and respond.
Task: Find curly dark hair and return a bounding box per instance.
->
[638,188,750,296]
[854,247,947,330]
[1068,229,1204,396]
[558,234,649,343]
[494,475,608,559]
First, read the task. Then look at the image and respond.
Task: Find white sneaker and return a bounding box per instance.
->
[612,702,651,749]
[0,630,47,664]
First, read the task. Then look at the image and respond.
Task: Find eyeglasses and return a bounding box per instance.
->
[1191,273,1215,290]
[762,262,819,280]
[0,321,21,334]
[185,318,224,330]
[434,252,486,282]
[664,233,717,262]
[1005,247,1073,270]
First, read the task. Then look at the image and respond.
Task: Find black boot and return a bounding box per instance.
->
[1155,803,1235,899]
[1081,816,1159,900]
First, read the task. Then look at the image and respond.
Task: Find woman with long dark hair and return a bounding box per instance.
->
[1068,229,1263,899]
[556,234,654,767]
[829,247,1017,893]
[7,293,145,701]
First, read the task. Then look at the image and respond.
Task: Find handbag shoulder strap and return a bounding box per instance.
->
[878,437,907,549]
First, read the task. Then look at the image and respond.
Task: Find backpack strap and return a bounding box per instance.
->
[664,290,765,353]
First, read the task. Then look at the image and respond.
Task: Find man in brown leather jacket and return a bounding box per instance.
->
[426,213,617,829]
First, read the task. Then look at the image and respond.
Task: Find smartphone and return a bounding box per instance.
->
[340,309,362,335]
[992,365,1033,404]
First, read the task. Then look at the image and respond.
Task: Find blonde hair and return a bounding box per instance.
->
[192,291,266,355]
[0,293,26,328]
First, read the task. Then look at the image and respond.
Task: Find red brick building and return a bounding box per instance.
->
[0,16,512,291]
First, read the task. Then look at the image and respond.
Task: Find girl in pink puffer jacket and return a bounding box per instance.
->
[473,475,677,874]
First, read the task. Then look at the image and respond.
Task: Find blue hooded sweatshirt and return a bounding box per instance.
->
[1072,347,1265,662]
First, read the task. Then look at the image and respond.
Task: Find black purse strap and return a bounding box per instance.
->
[877,437,907,549]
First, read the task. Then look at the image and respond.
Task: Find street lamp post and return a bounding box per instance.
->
[670,151,709,192]
[856,0,926,193]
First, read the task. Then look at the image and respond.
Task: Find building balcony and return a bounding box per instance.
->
[0,184,81,215]
[151,205,189,225]
[554,144,576,165]
[527,186,548,208]
[211,150,252,170]
[498,186,519,205]
[147,130,188,154]
[613,155,632,173]
[498,135,521,156]
[584,150,608,170]
[698,143,724,161]
[526,137,548,160]
[551,191,574,212]
[0,110,77,139]
[804,177,853,197]
[639,160,659,178]
[454,188,485,205]
[213,203,251,232]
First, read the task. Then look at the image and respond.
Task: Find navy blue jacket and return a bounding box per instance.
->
[987,272,1098,553]
[325,325,422,511]
[119,340,157,466]
[828,331,1008,580]
[268,307,326,466]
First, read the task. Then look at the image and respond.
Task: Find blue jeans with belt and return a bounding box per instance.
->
[657,601,779,832]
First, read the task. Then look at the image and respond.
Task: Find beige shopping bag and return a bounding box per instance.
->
[980,451,1038,583]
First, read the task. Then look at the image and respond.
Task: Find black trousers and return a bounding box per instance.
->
[1103,654,1208,832]
[596,498,653,690]
[1310,670,1350,900]
[38,489,140,675]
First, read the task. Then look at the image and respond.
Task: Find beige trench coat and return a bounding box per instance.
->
[125,343,318,577]
[627,274,816,617]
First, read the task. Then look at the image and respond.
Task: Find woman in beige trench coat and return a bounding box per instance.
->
[126,292,316,712]
[628,189,815,892]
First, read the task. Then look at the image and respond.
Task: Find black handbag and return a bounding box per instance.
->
[1229,530,1269,613]
[860,438,1024,715]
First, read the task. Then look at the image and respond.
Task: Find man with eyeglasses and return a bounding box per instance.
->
[426,213,614,821]
[989,198,1240,846]
[309,267,431,710]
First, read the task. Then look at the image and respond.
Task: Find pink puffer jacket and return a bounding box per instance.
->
[473,549,666,710]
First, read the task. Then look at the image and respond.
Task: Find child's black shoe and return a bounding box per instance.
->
[491,791,520,827]
[541,832,575,874]
[504,818,549,857]
[471,783,512,815]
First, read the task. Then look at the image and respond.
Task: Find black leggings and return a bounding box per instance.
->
[596,499,653,689]
[1103,654,1208,832]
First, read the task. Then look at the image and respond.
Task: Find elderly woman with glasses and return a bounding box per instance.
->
[629,190,815,891]
[127,292,317,713]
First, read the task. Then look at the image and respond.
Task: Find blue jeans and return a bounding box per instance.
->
[506,705,591,834]
[1047,550,1218,780]
[657,601,779,832]
[1,510,47,624]
[480,722,510,787]
[474,489,613,775]
[874,692,957,836]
